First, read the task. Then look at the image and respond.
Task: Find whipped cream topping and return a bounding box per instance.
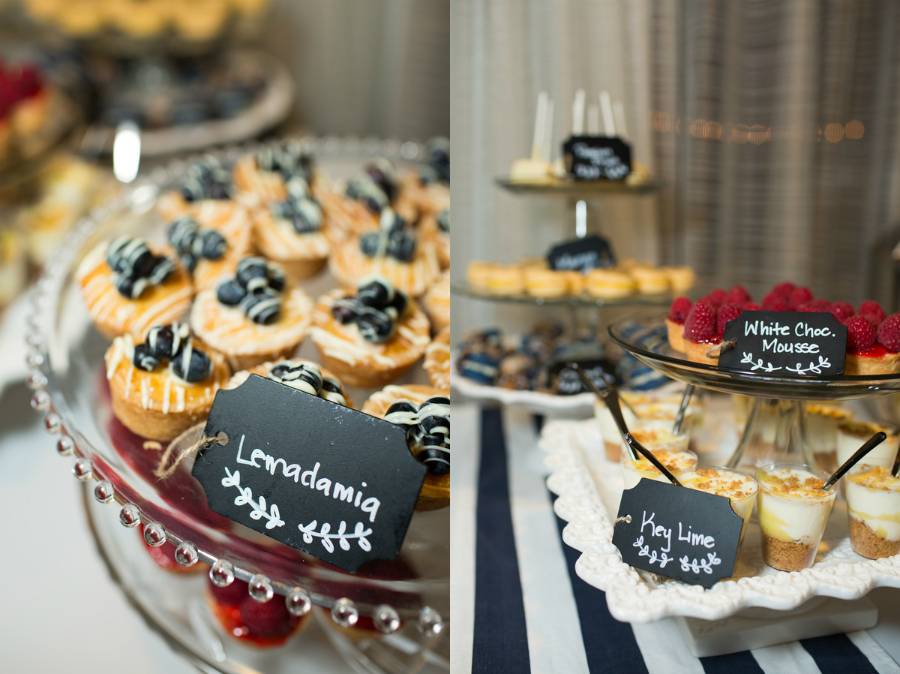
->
[682,468,757,523]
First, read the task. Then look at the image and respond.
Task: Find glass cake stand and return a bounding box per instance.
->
[608,315,900,469]
[25,137,448,673]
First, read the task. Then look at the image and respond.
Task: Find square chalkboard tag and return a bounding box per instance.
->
[547,235,616,272]
[191,375,427,573]
[612,479,743,588]
[718,311,847,377]
[562,135,632,181]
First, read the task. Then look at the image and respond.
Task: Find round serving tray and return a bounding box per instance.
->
[79,50,294,157]
[24,137,447,650]
[609,316,900,401]
[452,372,596,416]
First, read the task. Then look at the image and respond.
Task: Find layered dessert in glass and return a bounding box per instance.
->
[621,442,696,490]
[681,467,758,540]
[837,421,900,473]
[845,465,900,559]
[757,465,836,571]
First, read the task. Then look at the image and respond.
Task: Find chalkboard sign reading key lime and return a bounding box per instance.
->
[718,311,847,377]
[612,479,743,588]
[562,135,632,181]
[547,235,616,272]
[192,375,426,573]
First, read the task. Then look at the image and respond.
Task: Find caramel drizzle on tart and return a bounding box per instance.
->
[425,328,451,391]
[105,323,225,413]
[78,240,193,338]
[313,280,429,368]
[382,394,450,476]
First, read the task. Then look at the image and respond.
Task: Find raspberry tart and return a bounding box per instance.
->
[665,296,692,352]
[844,312,900,375]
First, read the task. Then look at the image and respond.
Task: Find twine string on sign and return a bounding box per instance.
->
[154,430,229,480]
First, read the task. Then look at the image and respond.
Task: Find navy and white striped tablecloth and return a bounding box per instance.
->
[450,402,900,674]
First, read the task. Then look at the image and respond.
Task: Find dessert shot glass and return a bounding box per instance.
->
[756,464,836,572]
[837,421,899,474]
[621,443,697,490]
[845,464,900,559]
[681,467,758,542]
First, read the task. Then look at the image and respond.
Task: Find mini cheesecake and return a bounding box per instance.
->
[756,466,835,572]
[845,465,900,559]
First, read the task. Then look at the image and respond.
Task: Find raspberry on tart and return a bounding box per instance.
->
[829,301,854,321]
[665,296,692,352]
[682,300,721,365]
[788,286,813,308]
[716,303,743,338]
[844,314,900,375]
[726,285,752,305]
[859,300,886,326]
[762,291,791,312]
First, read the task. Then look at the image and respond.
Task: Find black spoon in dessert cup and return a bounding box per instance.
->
[892,449,900,478]
[822,431,888,492]
[572,363,682,487]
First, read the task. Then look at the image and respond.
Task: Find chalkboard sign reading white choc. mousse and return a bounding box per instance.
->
[718,311,847,377]
[612,479,743,588]
[192,375,426,573]
[547,235,616,272]
[562,135,632,181]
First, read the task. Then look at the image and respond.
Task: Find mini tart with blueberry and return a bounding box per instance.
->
[422,270,450,334]
[313,174,386,245]
[311,277,430,388]
[251,179,330,282]
[424,327,451,392]
[78,237,194,340]
[419,207,450,270]
[164,201,253,291]
[330,210,441,297]
[227,359,354,409]
[362,385,450,511]
[190,257,313,370]
[105,323,230,441]
[397,138,450,219]
[158,156,235,221]
[232,143,315,206]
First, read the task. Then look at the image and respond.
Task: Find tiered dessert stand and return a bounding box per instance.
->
[453,176,671,414]
[24,138,448,674]
[543,314,900,656]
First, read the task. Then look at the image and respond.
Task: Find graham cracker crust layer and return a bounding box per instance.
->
[849,517,900,559]
[762,534,817,571]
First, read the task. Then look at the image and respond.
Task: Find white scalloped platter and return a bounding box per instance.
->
[452,371,596,415]
[543,418,900,623]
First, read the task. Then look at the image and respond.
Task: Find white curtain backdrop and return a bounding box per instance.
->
[451,0,900,339]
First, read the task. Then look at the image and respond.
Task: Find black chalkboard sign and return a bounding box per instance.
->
[718,311,847,377]
[192,375,426,573]
[547,235,616,272]
[612,479,743,588]
[562,135,632,181]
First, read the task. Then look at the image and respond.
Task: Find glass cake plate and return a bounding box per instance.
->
[25,137,448,672]
[609,316,900,401]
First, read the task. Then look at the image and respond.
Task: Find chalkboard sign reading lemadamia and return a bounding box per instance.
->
[718,311,847,377]
[192,375,426,572]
